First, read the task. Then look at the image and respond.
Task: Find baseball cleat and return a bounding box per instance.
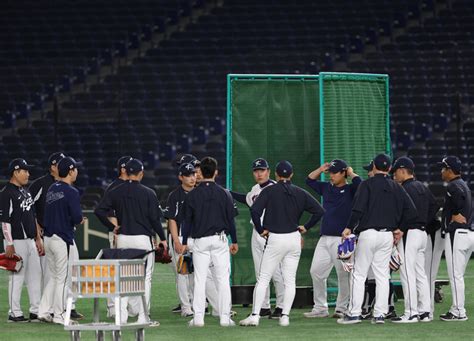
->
[188,319,205,327]
[8,315,29,323]
[440,312,468,322]
[332,310,345,318]
[304,310,329,318]
[259,308,272,317]
[70,309,84,320]
[279,315,290,327]
[38,314,53,323]
[391,314,419,323]
[29,313,40,323]
[418,312,432,322]
[172,304,182,313]
[239,314,260,326]
[361,310,372,320]
[337,315,362,324]
[220,319,236,327]
[148,320,160,327]
[270,307,282,319]
[371,316,385,324]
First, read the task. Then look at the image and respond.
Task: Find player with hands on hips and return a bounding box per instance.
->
[239,160,325,327]
[304,159,361,319]
[230,158,285,319]
[338,154,417,325]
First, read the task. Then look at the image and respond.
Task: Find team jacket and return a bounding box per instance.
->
[347,174,417,233]
[95,180,165,240]
[29,173,56,228]
[182,181,238,245]
[401,178,440,231]
[163,186,190,235]
[442,177,472,232]
[94,178,126,232]
[43,181,83,245]
[0,182,37,240]
[250,180,325,234]
[306,176,362,236]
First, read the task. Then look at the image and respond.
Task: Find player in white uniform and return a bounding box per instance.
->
[230,158,284,318]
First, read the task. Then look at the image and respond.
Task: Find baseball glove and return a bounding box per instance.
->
[0,253,23,272]
[155,244,172,264]
[337,234,357,260]
[389,246,402,271]
[177,252,193,274]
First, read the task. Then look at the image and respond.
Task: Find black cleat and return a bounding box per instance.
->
[361,310,372,320]
[385,308,397,319]
[259,308,272,317]
[270,307,282,319]
[372,316,385,324]
[8,315,29,323]
[337,315,362,325]
[172,305,182,313]
[70,310,84,320]
[29,313,40,322]
[440,312,468,322]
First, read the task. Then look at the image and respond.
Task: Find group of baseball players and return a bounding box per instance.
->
[1,151,473,329]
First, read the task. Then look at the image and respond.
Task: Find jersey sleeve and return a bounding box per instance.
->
[305,178,328,196]
[148,190,165,241]
[163,191,178,220]
[447,182,467,215]
[225,190,238,243]
[347,181,369,230]
[349,176,362,196]
[67,189,84,225]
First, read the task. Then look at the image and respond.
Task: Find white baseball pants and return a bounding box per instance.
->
[424,228,444,316]
[169,235,194,311]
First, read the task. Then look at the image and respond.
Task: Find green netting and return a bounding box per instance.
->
[320,73,390,180]
[227,76,321,286]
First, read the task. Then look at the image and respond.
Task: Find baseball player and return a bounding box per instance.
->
[95,158,166,326]
[39,157,84,325]
[391,156,439,323]
[95,156,132,248]
[360,160,398,320]
[164,162,197,318]
[338,153,417,325]
[230,158,284,318]
[0,159,43,322]
[304,159,361,318]
[438,156,473,321]
[240,160,325,327]
[180,157,239,327]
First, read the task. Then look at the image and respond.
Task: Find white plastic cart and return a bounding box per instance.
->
[64,249,150,341]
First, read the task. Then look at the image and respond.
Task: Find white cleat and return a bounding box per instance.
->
[303,310,329,318]
[220,319,236,327]
[188,318,205,327]
[239,314,260,326]
[391,315,419,324]
[181,309,194,318]
[279,315,290,327]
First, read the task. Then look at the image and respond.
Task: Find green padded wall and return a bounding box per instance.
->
[227,75,321,286]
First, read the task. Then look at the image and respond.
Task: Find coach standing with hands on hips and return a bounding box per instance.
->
[338,153,417,325]
[39,157,84,325]
[180,157,239,328]
[240,160,325,327]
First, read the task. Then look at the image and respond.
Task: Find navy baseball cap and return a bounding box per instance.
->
[438,156,462,174]
[57,157,80,178]
[117,156,133,170]
[48,152,66,166]
[390,156,415,174]
[125,158,144,174]
[252,158,270,170]
[328,159,348,173]
[276,160,293,177]
[177,154,197,166]
[363,160,374,171]
[373,153,391,171]
[178,163,196,176]
[9,158,34,174]
[191,158,201,168]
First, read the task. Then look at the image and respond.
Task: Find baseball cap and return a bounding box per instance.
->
[275,160,293,177]
[328,159,348,173]
[190,158,201,168]
[117,156,133,170]
[363,160,374,171]
[125,158,144,174]
[373,153,391,172]
[176,154,197,166]
[178,163,196,176]
[252,158,270,170]
[438,156,462,174]
[8,158,34,174]
[390,156,415,174]
[57,157,81,178]
[48,152,66,166]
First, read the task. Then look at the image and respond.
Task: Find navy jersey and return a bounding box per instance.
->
[251,180,325,234]
[95,180,165,240]
[0,182,37,240]
[182,181,238,245]
[44,181,83,245]
[401,178,440,231]
[306,176,362,236]
[442,177,472,232]
[347,174,417,233]
[29,173,56,228]
[95,178,126,232]
[163,186,189,235]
